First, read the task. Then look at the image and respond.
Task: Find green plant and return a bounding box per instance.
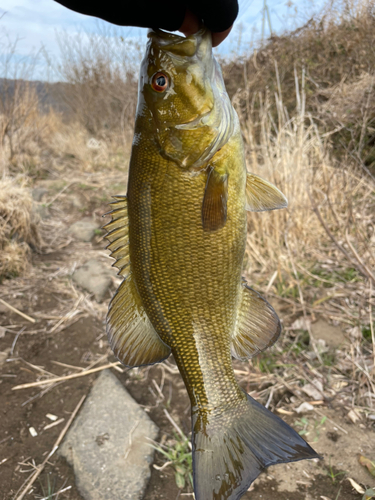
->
[312,416,327,442]
[150,431,193,490]
[275,278,300,299]
[362,323,374,342]
[321,351,336,366]
[325,459,346,484]
[291,330,310,356]
[294,416,309,436]
[38,474,56,499]
[256,352,280,373]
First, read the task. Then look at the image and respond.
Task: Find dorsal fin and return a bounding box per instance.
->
[246,173,288,212]
[201,167,228,232]
[231,282,281,360]
[103,196,130,277]
[107,275,171,367]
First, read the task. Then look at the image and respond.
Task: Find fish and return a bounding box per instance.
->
[104,27,320,500]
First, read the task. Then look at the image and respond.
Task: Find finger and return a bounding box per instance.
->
[211,25,233,47]
[179,9,200,37]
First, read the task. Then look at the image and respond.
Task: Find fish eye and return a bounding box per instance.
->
[151,72,169,92]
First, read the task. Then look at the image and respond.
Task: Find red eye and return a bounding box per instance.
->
[151,72,168,92]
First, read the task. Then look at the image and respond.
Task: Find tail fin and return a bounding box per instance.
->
[192,393,321,500]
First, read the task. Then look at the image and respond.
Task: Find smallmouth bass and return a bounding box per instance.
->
[105,28,319,500]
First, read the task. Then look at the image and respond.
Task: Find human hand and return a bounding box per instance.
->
[179,8,233,47]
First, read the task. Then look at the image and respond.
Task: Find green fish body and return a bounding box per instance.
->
[105,28,319,500]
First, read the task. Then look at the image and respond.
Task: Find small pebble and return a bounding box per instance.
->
[29,427,37,437]
[46,413,58,421]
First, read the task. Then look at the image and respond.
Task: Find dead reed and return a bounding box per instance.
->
[233,65,375,412]
[0,176,41,280]
[224,0,375,171]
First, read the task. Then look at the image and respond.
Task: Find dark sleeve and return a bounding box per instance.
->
[53,1,186,31]
[54,1,238,32]
[187,0,238,32]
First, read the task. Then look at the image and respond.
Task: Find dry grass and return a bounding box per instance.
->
[54,24,140,142]
[0,176,41,280]
[236,70,374,284]
[234,67,375,411]
[223,0,375,171]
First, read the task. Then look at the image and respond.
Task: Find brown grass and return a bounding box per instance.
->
[0,176,41,280]
[54,25,140,142]
[233,69,374,409]
[236,71,374,285]
[223,0,375,171]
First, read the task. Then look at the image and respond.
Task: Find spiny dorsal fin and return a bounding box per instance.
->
[231,282,281,360]
[202,167,228,232]
[246,173,288,212]
[103,196,130,277]
[107,274,171,367]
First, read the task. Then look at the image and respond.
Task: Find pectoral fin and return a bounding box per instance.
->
[231,282,281,360]
[246,173,288,212]
[202,167,228,232]
[103,196,130,277]
[107,275,171,367]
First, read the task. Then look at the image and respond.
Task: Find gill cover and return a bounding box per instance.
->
[140,29,236,170]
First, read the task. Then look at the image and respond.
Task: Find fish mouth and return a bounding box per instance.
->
[147,27,207,43]
[147,28,209,57]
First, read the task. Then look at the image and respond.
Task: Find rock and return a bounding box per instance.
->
[59,370,158,500]
[68,218,100,242]
[31,187,48,202]
[302,381,324,401]
[32,202,50,220]
[295,402,314,413]
[70,195,83,209]
[290,317,311,331]
[311,319,347,348]
[72,259,112,302]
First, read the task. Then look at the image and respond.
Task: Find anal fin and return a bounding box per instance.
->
[246,172,288,212]
[202,167,228,232]
[231,281,281,360]
[107,274,171,367]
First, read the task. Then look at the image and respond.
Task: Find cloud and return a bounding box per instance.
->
[0,1,145,79]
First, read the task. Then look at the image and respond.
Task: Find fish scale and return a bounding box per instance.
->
[106,27,319,500]
[128,129,245,408]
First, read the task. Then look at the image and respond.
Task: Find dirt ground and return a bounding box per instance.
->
[0,177,374,500]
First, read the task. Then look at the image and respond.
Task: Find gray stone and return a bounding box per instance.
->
[32,202,50,220]
[70,195,83,209]
[59,370,158,500]
[31,187,48,202]
[68,218,100,242]
[311,319,347,348]
[72,259,112,302]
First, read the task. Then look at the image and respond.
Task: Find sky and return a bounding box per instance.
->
[0,0,326,81]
